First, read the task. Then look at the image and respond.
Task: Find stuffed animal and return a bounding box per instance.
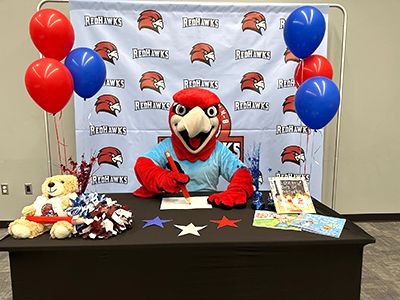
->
[133,88,254,208]
[8,175,78,239]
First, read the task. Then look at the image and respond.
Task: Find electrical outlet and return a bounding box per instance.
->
[1,184,9,195]
[24,183,33,195]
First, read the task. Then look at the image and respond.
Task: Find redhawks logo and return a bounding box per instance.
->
[190,43,215,66]
[97,147,123,168]
[94,41,119,64]
[282,95,295,114]
[284,48,300,63]
[138,10,164,33]
[139,71,165,94]
[41,203,56,216]
[240,72,265,94]
[281,146,305,165]
[242,12,267,35]
[95,95,121,116]
[217,103,244,160]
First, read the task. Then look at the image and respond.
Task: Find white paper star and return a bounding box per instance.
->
[174,223,207,237]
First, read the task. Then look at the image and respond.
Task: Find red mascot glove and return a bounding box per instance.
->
[133,157,190,197]
[208,167,254,209]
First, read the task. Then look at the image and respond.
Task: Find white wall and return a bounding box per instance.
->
[0,0,399,220]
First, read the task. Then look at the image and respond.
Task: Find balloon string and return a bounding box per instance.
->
[309,130,315,186]
[301,59,304,84]
[298,125,303,175]
[59,111,67,167]
[304,128,310,175]
[53,114,62,173]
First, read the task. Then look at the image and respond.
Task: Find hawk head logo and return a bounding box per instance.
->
[240,72,265,94]
[242,12,267,35]
[190,43,215,66]
[140,71,165,93]
[94,41,119,64]
[41,203,56,216]
[281,146,305,165]
[283,95,295,114]
[97,147,123,168]
[138,10,164,33]
[95,94,121,116]
[284,48,300,63]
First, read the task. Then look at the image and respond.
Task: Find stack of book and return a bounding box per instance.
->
[252,176,346,238]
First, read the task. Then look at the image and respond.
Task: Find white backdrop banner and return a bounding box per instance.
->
[70,0,328,198]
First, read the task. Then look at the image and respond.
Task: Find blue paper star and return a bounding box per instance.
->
[142,216,172,228]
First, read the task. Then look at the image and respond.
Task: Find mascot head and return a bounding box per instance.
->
[94,41,119,64]
[242,12,266,35]
[95,95,121,116]
[241,72,265,93]
[190,43,215,66]
[284,48,300,63]
[170,88,221,162]
[98,147,123,167]
[282,95,295,114]
[138,10,164,33]
[139,71,165,93]
[281,146,305,165]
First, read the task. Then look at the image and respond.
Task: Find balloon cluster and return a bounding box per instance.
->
[25,9,106,115]
[284,6,340,130]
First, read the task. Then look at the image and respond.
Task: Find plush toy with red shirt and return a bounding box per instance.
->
[133,88,253,209]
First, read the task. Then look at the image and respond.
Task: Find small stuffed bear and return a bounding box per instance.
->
[8,175,78,239]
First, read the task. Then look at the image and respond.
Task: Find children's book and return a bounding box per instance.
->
[252,210,300,231]
[269,176,316,214]
[290,213,346,238]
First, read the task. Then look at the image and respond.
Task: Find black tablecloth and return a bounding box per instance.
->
[0,192,375,251]
[0,192,376,300]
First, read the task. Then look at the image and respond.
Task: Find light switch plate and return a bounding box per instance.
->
[24,183,33,195]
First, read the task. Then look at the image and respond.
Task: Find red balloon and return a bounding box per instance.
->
[25,58,74,114]
[294,55,333,88]
[29,9,74,60]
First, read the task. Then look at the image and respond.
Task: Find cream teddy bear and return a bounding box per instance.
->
[8,175,78,239]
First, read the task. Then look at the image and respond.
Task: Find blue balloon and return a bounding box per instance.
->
[295,77,340,129]
[284,6,326,59]
[65,47,106,99]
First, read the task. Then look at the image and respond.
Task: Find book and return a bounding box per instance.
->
[252,210,300,231]
[290,213,346,238]
[269,176,316,214]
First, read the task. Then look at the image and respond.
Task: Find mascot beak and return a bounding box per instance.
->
[153,19,164,29]
[205,52,215,62]
[110,103,121,112]
[154,79,166,89]
[177,106,212,138]
[112,154,123,164]
[108,50,119,60]
[256,20,266,30]
[296,153,305,162]
[254,80,265,90]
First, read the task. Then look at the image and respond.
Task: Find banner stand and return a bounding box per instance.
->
[36,0,347,209]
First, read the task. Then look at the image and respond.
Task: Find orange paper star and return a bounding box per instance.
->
[210,216,241,229]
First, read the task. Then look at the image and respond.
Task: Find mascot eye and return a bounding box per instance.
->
[174,104,187,116]
[206,106,218,118]
[61,181,64,184]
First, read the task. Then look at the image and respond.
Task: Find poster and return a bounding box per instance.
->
[70,0,328,198]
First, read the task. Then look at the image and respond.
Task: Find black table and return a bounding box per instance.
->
[0,193,375,300]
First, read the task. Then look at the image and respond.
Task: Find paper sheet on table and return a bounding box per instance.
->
[160,196,212,210]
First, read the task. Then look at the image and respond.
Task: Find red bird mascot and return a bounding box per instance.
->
[133,88,253,209]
